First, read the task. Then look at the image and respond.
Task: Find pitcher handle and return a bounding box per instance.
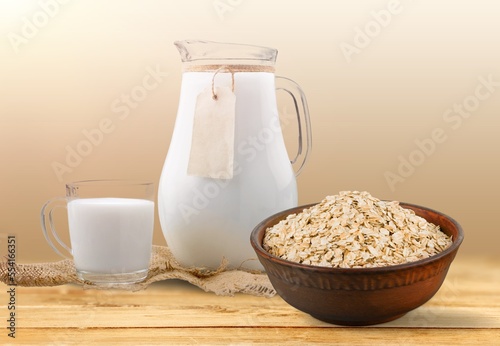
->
[40,197,72,259]
[275,76,312,176]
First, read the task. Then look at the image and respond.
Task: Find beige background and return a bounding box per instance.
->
[0,0,498,263]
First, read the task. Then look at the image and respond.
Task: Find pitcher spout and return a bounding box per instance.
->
[174,39,278,67]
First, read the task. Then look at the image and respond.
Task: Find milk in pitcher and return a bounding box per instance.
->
[158,40,312,271]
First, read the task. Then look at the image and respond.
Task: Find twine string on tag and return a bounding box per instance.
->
[211,66,235,100]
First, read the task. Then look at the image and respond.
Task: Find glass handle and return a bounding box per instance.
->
[40,197,72,259]
[275,76,312,176]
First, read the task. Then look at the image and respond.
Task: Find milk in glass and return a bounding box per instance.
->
[68,198,154,274]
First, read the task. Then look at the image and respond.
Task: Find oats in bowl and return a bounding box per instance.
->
[263,191,452,268]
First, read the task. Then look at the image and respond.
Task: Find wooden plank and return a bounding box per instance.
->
[1,257,499,345]
[8,257,500,329]
[13,302,500,329]
[4,328,500,346]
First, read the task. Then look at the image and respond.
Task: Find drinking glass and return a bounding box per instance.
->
[41,180,155,285]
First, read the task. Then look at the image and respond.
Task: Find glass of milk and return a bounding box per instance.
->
[41,180,155,285]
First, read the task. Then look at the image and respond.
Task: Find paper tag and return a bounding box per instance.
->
[187,86,236,179]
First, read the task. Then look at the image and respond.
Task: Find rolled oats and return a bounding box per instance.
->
[263,191,453,268]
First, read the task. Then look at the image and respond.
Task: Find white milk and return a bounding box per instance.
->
[67,198,154,274]
[158,72,297,270]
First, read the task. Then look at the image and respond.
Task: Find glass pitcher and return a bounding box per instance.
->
[158,40,312,270]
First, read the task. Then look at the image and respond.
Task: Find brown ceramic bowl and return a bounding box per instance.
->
[250,202,464,326]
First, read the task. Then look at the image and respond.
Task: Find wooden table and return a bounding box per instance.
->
[2,256,499,345]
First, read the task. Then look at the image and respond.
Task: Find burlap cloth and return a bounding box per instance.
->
[0,245,276,297]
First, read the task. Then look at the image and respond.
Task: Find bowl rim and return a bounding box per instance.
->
[251,201,464,274]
